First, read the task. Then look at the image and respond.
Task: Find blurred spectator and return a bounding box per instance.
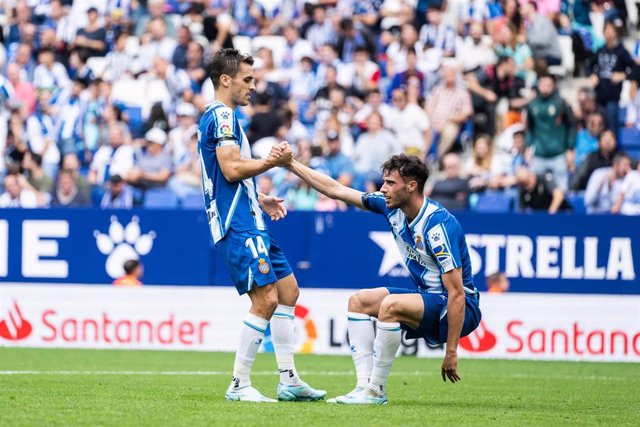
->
[6,62,36,115]
[612,169,640,215]
[172,25,193,70]
[62,153,90,197]
[521,1,561,66]
[249,93,282,142]
[387,47,426,98]
[486,271,510,293]
[573,88,601,130]
[494,24,533,82]
[389,88,431,157]
[353,88,394,129]
[89,124,135,186]
[168,132,200,201]
[590,22,635,136]
[466,134,496,192]
[185,41,208,91]
[323,131,354,186]
[571,130,618,191]
[491,127,529,189]
[466,55,527,136]
[456,21,497,73]
[353,112,401,191]
[0,173,38,208]
[626,77,640,129]
[26,90,60,178]
[287,180,318,211]
[305,5,335,50]
[23,151,53,202]
[149,57,192,114]
[516,168,571,214]
[72,7,107,58]
[33,47,70,90]
[58,78,88,156]
[386,23,423,77]
[336,18,376,63]
[168,103,198,166]
[575,112,605,167]
[127,128,172,190]
[135,0,176,38]
[419,6,456,58]
[584,153,632,214]
[526,74,575,191]
[138,18,178,72]
[252,58,288,108]
[337,46,381,98]
[100,174,134,209]
[428,152,469,211]
[103,32,134,82]
[288,56,317,104]
[281,24,315,70]
[426,63,473,158]
[50,169,92,207]
[113,259,143,286]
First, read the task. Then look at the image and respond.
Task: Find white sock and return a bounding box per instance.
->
[231,313,269,389]
[347,312,375,389]
[368,321,401,396]
[270,304,301,385]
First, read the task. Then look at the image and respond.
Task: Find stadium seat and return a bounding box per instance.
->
[619,128,640,149]
[566,192,586,214]
[91,186,106,207]
[473,191,514,213]
[626,148,640,161]
[143,188,179,209]
[122,105,144,138]
[181,193,204,210]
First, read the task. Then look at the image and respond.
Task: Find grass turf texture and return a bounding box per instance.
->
[0,348,638,426]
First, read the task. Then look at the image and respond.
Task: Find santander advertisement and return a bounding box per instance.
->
[0,285,638,362]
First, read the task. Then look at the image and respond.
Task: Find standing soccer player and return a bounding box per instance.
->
[198,49,326,402]
[286,153,481,405]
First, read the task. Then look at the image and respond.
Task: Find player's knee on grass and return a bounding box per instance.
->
[249,283,279,319]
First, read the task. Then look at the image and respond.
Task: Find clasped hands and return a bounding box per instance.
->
[267,141,293,167]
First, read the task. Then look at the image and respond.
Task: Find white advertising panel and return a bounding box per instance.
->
[0,285,638,362]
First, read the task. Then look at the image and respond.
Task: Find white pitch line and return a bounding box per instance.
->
[0,370,633,381]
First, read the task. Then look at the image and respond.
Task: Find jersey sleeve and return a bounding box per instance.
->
[361,192,389,215]
[425,216,463,274]
[212,106,239,147]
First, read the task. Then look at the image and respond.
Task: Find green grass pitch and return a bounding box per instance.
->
[0,348,638,426]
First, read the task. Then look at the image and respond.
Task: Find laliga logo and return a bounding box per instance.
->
[262,305,318,354]
[0,301,33,341]
[459,321,497,353]
[95,216,156,279]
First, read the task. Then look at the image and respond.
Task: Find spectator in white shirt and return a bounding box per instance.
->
[455,21,496,73]
[168,103,198,167]
[0,173,38,208]
[89,123,135,186]
[26,90,61,179]
[612,167,640,215]
[389,87,431,158]
[103,32,134,81]
[33,47,70,90]
[584,153,631,214]
[137,17,178,72]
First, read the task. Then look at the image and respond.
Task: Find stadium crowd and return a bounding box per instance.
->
[0,0,639,214]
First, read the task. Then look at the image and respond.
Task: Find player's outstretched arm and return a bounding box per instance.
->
[216,144,291,182]
[288,159,365,209]
[441,267,465,383]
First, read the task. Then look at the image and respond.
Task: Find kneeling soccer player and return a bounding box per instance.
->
[287,152,481,404]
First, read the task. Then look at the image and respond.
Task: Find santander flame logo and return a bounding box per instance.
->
[0,301,33,341]
[459,321,497,352]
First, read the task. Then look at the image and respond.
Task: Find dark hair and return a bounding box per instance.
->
[29,151,43,167]
[209,48,254,89]
[528,1,538,11]
[123,259,140,275]
[381,154,429,191]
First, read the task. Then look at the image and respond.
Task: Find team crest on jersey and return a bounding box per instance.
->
[415,235,424,250]
[218,123,233,136]
[258,258,270,274]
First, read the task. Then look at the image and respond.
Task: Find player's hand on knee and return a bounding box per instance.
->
[441,352,461,383]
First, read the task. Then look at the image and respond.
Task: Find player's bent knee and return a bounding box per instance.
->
[348,291,367,313]
[378,295,403,322]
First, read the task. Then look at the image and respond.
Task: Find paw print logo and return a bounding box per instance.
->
[94,216,156,279]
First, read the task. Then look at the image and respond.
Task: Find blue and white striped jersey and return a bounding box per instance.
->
[362,192,476,294]
[198,101,265,244]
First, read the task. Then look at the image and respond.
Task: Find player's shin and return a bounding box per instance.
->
[347,312,375,389]
[270,304,301,385]
[232,313,269,389]
[368,322,402,396]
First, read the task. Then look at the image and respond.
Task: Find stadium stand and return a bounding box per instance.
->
[0,0,638,215]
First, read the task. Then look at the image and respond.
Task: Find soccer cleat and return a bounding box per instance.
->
[277,382,327,402]
[334,387,388,405]
[225,385,277,403]
[326,387,365,404]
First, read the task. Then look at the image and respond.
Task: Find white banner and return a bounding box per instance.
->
[0,284,638,362]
